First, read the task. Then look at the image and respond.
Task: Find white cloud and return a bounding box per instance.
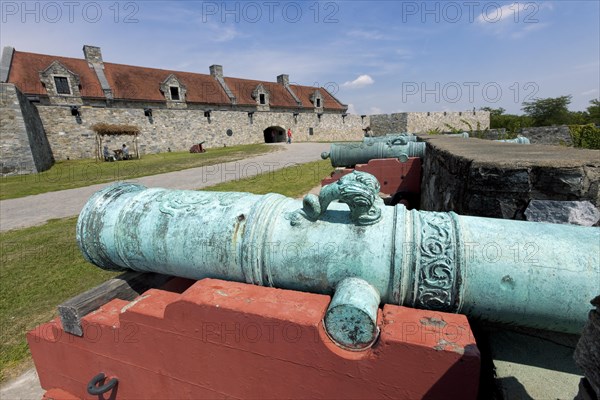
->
[347,30,388,40]
[395,48,413,60]
[477,3,528,24]
[476,2,551,39]
[510,23,548,39]
[369,106,382,115]
[581,89,599,96]
[346,104,358,114]
[342,75,374,89]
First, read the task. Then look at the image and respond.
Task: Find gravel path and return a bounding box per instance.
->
[0,143,330,232]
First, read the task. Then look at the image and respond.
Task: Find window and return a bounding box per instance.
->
[316,98,321,108]
[170,87,180,101]
[259,94,266,105]
[54,77,71,95]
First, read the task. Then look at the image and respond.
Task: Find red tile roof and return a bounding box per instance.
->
[289,84,346,111]
[224,77,299,108]
[103,62,230,104]
[8,51,105,98]
[7,50,346,110]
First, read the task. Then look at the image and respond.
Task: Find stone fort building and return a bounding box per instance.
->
[0,45,489,175]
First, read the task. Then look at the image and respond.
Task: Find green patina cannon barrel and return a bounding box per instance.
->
[364,132,468,145]
[322,141,427,167]
[495,136,530,144]
[364,133,418,145]
[78,172,599,340]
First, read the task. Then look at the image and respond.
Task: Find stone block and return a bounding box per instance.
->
[469,166,531,192]
[574,296,600,398]
[525,200,600,226]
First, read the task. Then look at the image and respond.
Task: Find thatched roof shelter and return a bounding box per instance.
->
[92,123,140,160]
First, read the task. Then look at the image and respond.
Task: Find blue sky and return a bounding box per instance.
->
[1,1,598,114]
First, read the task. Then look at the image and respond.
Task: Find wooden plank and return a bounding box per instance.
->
[58,271,173,336]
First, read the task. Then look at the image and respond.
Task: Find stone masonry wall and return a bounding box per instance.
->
[0,83,53,175]
[370,111,489,135]
[368,113,408,135]
[420,136,600,220]
[519,126,573,146]
[407,111,490,133]
[35,105,368,161]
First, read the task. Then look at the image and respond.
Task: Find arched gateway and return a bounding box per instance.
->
[263,126,286,143]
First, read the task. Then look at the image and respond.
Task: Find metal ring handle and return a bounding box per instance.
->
[87,372,118,395]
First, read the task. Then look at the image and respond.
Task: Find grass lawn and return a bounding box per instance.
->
[0,159,333,383]
[205,159,333,198]
[0,144,277,200]
[0,217,118,382]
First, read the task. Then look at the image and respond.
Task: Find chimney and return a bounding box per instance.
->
[277,74,289,86]
[0,46,15,83]
[83,45,103,64]
[209,65,223,78]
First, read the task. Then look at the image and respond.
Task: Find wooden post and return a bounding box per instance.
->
[134,133,140,159]
[58,271,173,336]
[96,134,102,161]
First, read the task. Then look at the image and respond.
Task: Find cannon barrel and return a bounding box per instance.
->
[495,136,530,144]
[364,132,468,145]
[321,141,427,167]
[364,133,418,145]
[78,172,599,341]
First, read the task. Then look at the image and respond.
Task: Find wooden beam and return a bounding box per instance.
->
[58,271,173,336]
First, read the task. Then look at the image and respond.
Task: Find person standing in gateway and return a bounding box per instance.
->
[287,128,292,144]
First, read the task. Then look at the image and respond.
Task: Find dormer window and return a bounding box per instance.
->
[252,84,270,110]
[310,90,324,111]
[170,86,180,101]
[160,74,187,108]
[54,76,71,95]
[39,61,83,105]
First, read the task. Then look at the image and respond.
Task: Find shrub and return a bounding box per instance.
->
[569,124,600,150]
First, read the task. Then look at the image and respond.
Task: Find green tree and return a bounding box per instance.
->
[587,99,600,125]
[567,111,590,125]
[522,95,572,126]
[480,107,533,132]
[480,106,506,117]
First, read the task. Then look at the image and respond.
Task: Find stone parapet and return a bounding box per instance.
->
[370,111,490,134]
[419,135,600,219]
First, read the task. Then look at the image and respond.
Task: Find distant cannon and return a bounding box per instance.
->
[494,136,530,144]
[77,172,600,349]
[321,141,427,167]
[364,134,418,145]
[363,132,469,145]
[190,141,207,153]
